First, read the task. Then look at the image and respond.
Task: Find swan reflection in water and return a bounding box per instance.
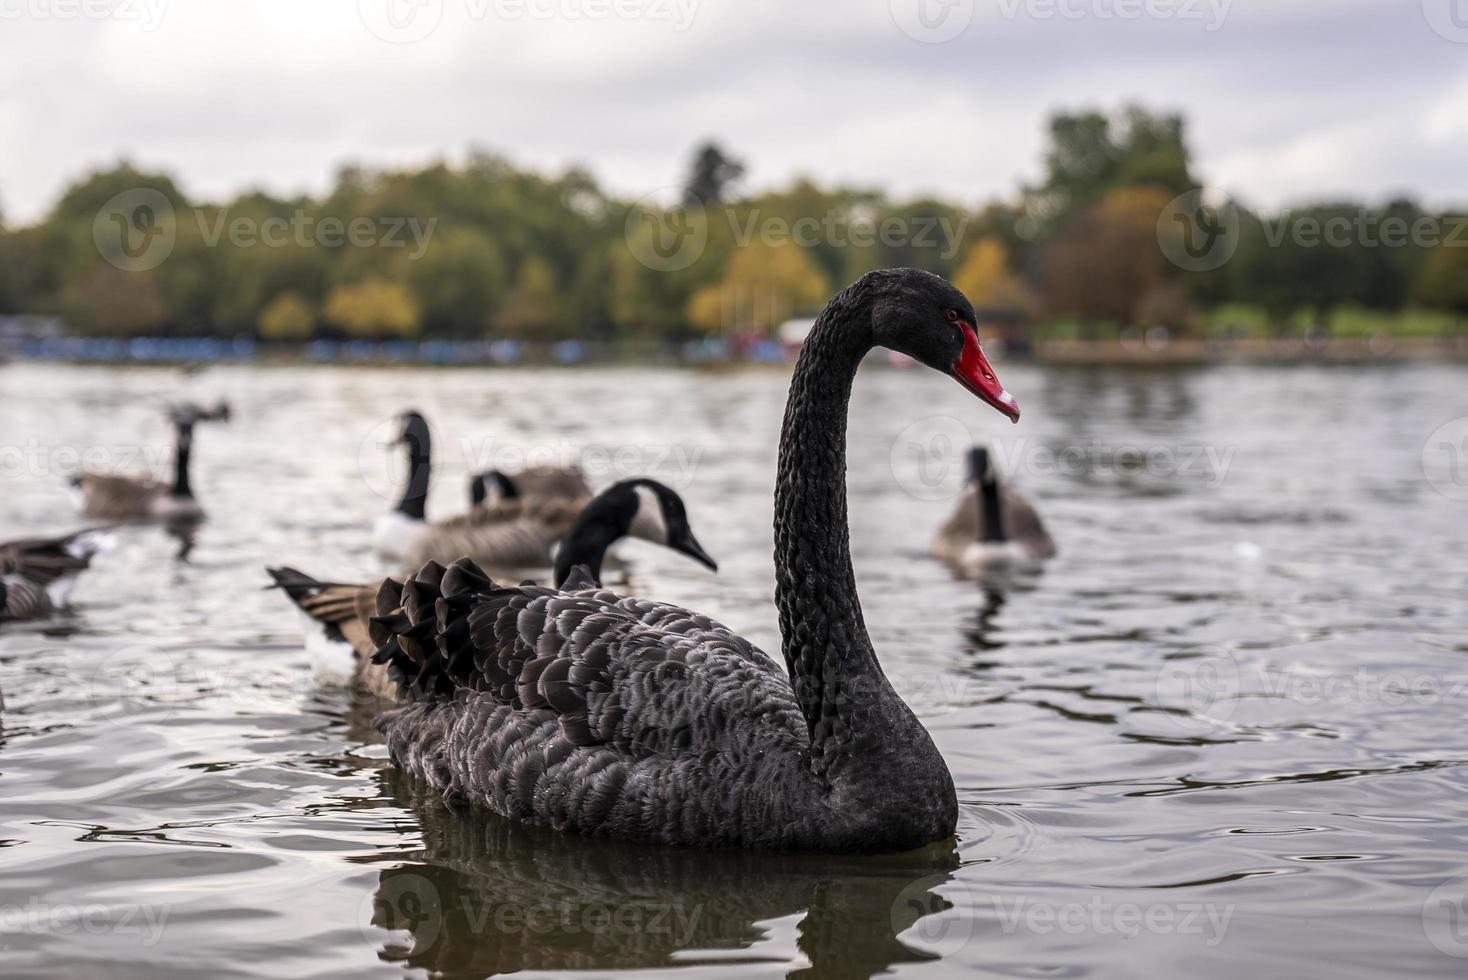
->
[361,770,963,978]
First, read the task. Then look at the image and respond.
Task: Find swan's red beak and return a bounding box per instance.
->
[951,322,1020,423]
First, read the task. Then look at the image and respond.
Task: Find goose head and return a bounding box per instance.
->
[394,410,431,456]
[470,470,520,508]
[555,478,717,586]
[869,269,1020,423]
[967,446,998,487]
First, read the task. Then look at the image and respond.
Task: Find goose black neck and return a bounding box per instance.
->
[553,510,622,587]
[396,426,431,521]
[978,478,1005,543]
[773,278,890,779]
[171,423,194,498]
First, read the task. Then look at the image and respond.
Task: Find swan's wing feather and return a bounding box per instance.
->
[373,559,805,760]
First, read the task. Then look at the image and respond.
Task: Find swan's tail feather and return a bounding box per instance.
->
[371,557,503,703]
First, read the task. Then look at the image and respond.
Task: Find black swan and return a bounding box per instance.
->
[271,477,716,696]
[932,445,1055,571]
[0,529,112,621]
[72,402,227,520]
[369,268,1021,852]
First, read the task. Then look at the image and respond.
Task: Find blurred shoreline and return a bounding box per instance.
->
[3,334,1465,369]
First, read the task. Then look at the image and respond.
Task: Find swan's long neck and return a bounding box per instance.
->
[171,424,194,498]
[397,430,431,521]
[774,286,903,783]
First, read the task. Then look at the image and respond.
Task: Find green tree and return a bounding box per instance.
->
[259,291,316,339]
[323,280,420,338]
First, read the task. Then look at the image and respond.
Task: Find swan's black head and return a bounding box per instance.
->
[967,446,998,486]
[866,268,1020,423]
[469,470,519,507]
[555,478,717,587]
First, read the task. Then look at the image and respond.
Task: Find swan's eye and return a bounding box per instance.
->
[945,310,960,323]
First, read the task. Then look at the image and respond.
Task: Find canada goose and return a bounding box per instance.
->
[375,412,594,562]
[271,478,717,697]
[368,268,1021,853]
[470,465,592,507]
[373,410,433,561]
[402,492,595,570]
[72,403,227,520]
[0,529,112,621]
[932,446,1055,571]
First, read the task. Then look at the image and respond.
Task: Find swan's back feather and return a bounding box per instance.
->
[372,558,821,848]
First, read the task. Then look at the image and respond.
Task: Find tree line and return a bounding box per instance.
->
[1,105,1465,343]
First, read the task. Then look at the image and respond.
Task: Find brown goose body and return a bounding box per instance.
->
[405,495,589,570]
[0,529,110,621]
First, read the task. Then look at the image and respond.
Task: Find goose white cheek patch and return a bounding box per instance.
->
[631,485,669,545]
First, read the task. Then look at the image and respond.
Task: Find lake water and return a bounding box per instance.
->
[1,360,1465,979]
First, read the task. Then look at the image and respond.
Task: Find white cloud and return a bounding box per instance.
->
[1,0,1464,223]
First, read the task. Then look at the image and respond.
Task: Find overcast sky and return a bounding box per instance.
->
[1,0,1464,223]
